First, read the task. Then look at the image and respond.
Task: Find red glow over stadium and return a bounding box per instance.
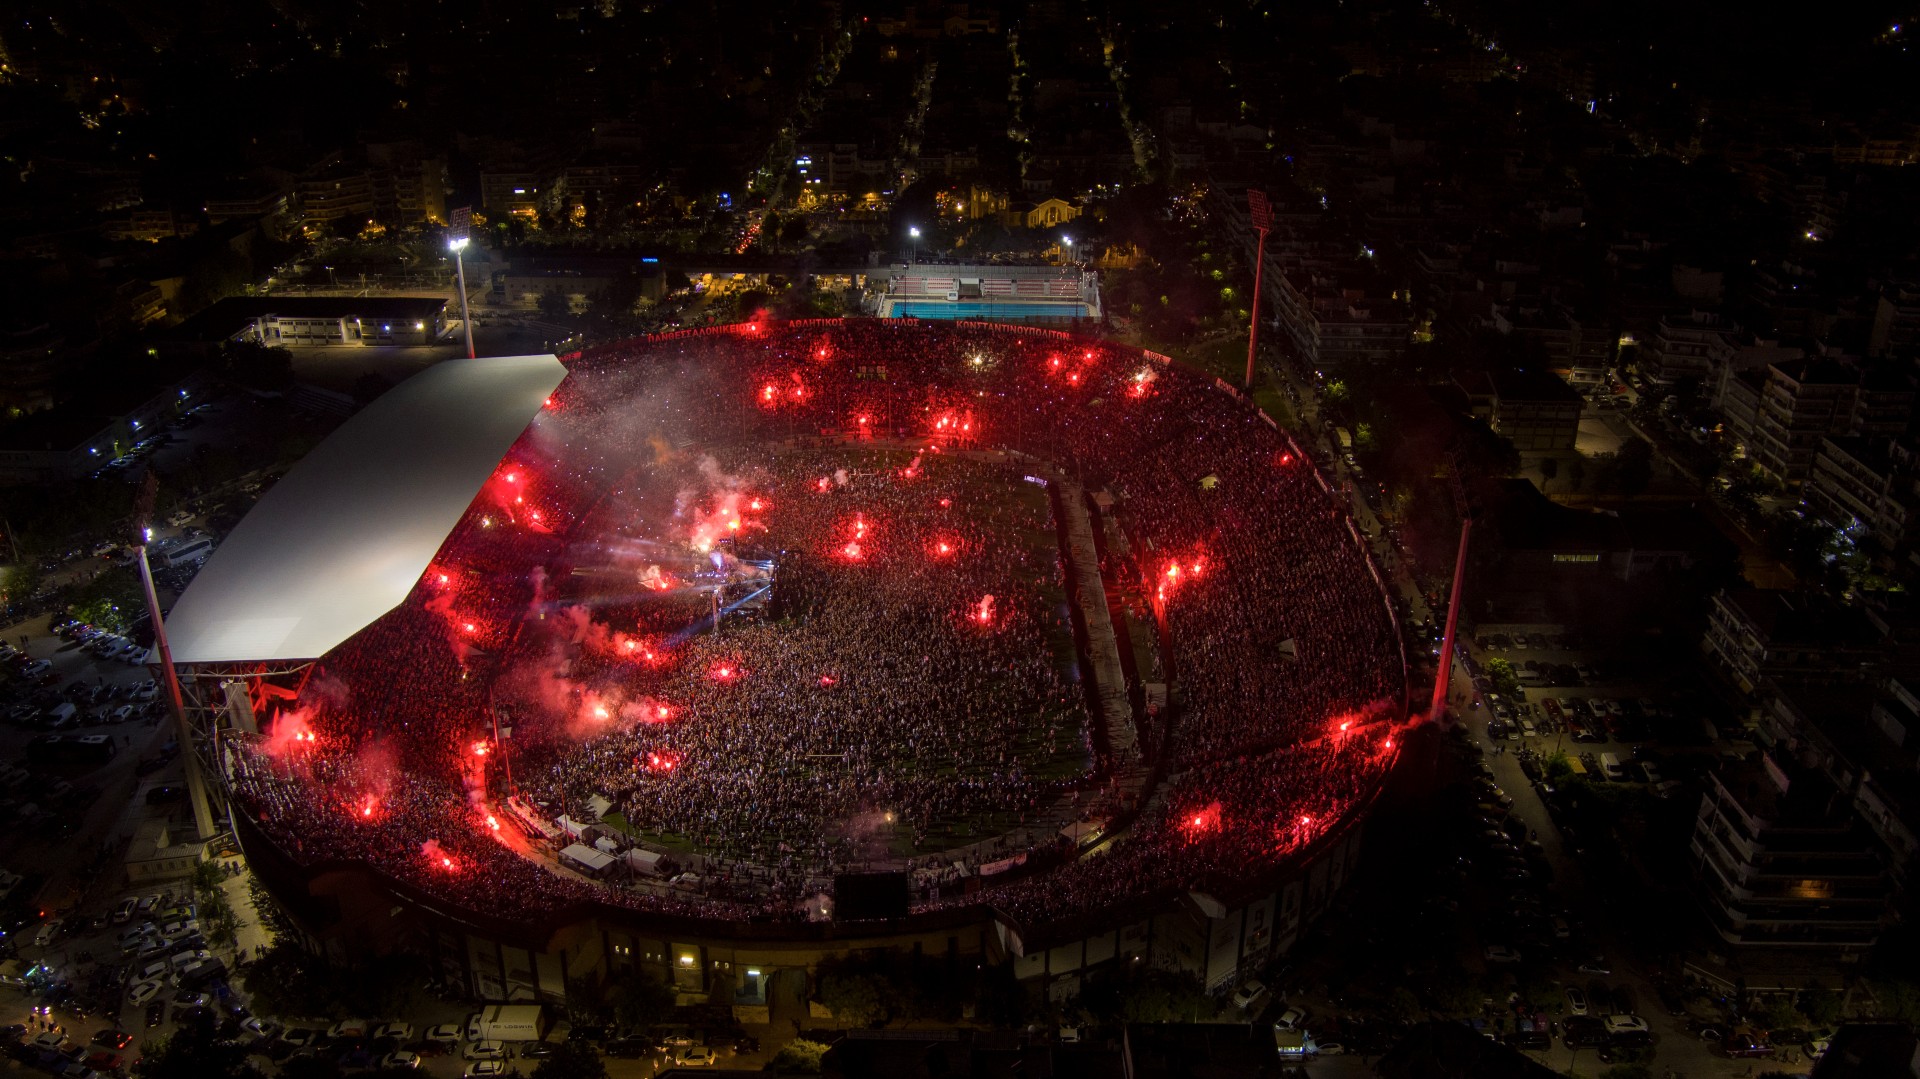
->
[221,320,1405,939]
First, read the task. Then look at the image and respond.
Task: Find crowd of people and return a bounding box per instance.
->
[225,319,1406,932]
[514,446,1094,869]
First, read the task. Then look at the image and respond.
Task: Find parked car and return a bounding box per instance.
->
[1603,1014,1649,1035]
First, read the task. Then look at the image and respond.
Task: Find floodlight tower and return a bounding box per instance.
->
[133,474,217,840]
[1428,456,1476,725]
[1244,189,1273,392]
[449,236,476,359]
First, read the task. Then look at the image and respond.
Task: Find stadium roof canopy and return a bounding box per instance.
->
[165,354,567,664]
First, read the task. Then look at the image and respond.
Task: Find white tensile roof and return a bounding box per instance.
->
[165,354,567,664]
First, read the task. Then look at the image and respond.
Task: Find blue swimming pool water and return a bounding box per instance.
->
[886,300,1093,321]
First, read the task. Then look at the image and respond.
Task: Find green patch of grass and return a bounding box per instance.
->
[1171,335,1294,427]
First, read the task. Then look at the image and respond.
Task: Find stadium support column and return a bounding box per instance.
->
[1244,189,1273,392]
[1428,515,1473,725]
[136,542,218,840]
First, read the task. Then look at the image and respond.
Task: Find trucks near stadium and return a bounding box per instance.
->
[467,1004,547,1043]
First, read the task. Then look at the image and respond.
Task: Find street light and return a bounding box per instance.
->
[1062,235,1074,263]
[448,236,476,359]
[908,226,920,263]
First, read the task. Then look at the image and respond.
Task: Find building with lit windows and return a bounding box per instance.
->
[1691,753,1890,958]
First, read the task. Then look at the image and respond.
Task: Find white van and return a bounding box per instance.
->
[1600,752,1626,781]
[44,703,77,728]
[160,538,214,567]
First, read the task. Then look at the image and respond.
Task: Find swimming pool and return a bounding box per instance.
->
[884,300,1095,321]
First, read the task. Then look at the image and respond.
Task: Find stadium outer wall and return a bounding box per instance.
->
[233,782,1382,1015]
[225,318,1409,1014]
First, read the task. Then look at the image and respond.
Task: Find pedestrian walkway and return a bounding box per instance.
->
[1050,470,1138,765]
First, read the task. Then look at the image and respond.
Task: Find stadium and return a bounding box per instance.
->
[163,319,1409,1009]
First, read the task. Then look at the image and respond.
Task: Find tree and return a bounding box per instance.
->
[818,969,888,1026]
[1484,658,1522,699]
[538,288,572,322]
[531,1039,609,1079]
[1544,751,1573,782]
[0,558,43,605]
[68,566,145,633]
[216,340,294,393]
[1799,986,1843,1026]
[772,1038,830,1074]
[1615,438,1654,497]
[608,968,675,1032]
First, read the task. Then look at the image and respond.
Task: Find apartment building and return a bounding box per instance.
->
[1691,753,1890,957]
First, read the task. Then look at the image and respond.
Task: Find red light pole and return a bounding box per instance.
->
[1429,459,1475,724]
[1429,515,1473,724]
[1244,189,1273,391]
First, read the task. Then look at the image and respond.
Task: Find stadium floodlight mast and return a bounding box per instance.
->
[448,236,476,359]
[1245,189,1273,391]
[132,473,217,840]
[908,226,920,263]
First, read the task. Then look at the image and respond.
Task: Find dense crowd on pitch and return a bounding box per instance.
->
[512,448,1095,873]
[228,320,1404,930]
